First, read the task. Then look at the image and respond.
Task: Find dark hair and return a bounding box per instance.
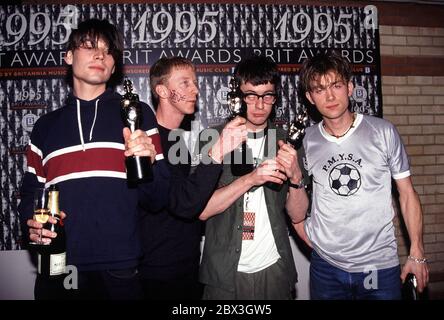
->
[149,56,196,105]
[299,50,352,93]
[66,19,123,86]
[234,55,280,90]
[234,55,280,120]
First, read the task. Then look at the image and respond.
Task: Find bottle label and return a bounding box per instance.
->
[50,252,66,276]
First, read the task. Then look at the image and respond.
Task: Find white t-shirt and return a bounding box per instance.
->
[303,114,410,272]
[237,134,281,273]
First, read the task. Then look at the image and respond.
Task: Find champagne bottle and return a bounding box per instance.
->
[37,184,66,277]
[402,273,420,300]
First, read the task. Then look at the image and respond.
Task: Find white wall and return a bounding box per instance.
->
[0,238,310,300]
[0,250,36,300]
[290,237,311,300]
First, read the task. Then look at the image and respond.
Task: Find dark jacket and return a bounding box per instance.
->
[139,125,223,280]
[199,122,298,292]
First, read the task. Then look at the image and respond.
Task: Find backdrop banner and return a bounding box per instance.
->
[0,3,380,250]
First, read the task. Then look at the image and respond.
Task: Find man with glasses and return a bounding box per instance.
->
[140,56,247,300]
[198,55,309,299]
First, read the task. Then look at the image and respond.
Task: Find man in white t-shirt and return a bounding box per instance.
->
[295,50,429,299]
[199,55,309,299]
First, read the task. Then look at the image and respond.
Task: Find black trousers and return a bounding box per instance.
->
[34,267,143,300]
[141,272,203,300]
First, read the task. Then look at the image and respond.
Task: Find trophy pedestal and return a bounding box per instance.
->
[230,144,254,176]
[265,181,284,192]
[126,156,152,182]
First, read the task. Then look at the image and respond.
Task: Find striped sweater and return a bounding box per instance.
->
[19,89,170,271]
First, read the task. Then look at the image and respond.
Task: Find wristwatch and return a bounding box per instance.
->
[288,178,305,189]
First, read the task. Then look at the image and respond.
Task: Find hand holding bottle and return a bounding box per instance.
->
[27,210,66,245]
[401,254,429,293]
[30,187,49,245]
[35,184,67,277]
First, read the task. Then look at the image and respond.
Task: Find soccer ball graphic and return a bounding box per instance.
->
[329,163,361,196]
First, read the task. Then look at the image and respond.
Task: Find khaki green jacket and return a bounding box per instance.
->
[199,122,298,292]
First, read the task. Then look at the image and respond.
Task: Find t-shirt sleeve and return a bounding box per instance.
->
[386,123,410,180]
[302,135,311,176]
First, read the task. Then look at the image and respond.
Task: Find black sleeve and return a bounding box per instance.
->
[296,143,310,185]
[138,158,171,213]
[137,103,171,213]
[168,161,222,219]
[18,119,47,241]
[18,172,42,241]
[167,126,225,219]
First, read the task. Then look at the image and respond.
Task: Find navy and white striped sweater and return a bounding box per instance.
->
[19,89,170,271]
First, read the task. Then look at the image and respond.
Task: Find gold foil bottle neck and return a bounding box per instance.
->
[48,190,60,216]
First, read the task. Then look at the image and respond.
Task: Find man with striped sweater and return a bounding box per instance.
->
[18,19,170,300]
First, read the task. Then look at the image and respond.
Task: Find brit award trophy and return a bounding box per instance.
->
[226,77,253,176]
[266,109,309,191]
[286,109,309,149]
[227,77,245,120]
[121,78,152,182]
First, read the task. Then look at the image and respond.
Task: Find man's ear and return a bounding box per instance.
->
[155,84,169,99]
[347,81,354,97]
[305,91,315,105]
[64,50,73,66]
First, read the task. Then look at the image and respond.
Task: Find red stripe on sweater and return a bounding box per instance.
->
[44,148,126,182]
[26,145,45,178]
[148,132,163,156]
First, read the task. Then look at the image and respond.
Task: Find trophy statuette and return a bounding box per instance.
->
[226,76,254,176]
[286,109,309,149]
[121,78,152,182]
[265,109,309,191]
[227,77,245,120]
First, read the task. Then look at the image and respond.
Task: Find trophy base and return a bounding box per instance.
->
[230,144,254,176]
[265,181,284,192]
[231,163,255,176]
[126,156,153,182]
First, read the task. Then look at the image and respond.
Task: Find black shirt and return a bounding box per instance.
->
[139,124,222,280]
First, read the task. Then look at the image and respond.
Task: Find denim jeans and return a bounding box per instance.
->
[310,250,401,300]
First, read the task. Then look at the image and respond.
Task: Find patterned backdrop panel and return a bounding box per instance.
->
[0,3,380,250]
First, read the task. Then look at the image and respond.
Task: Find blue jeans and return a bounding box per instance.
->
[310,251,401,300]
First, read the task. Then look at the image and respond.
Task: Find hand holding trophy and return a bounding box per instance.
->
[286,108,309,149]
[121,78,153,182]
[227,77,245,120]
[226,77,253,176]
[267,109,309,191]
